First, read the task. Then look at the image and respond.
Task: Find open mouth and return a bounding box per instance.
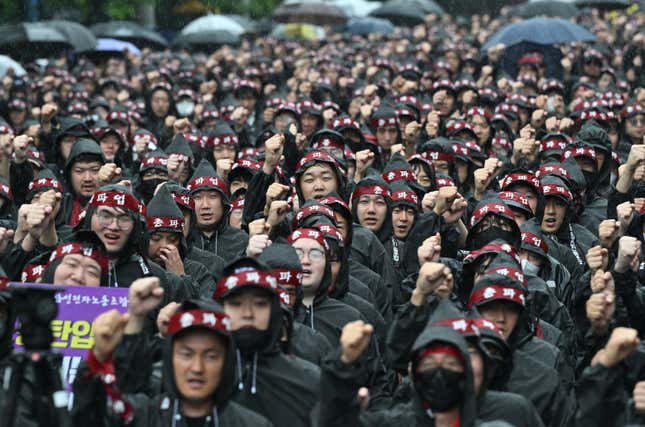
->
[103,232,121,245]
[186,378,206,389]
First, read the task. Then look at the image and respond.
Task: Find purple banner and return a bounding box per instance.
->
[11,283,129,391]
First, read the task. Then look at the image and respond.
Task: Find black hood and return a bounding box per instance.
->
[258,243,304,308]
[145,185,189,259]
[64,138,105,196]
[411,323,478,427]
[576,120,611,193]
[466,194,521,250]
[161,299,236,409]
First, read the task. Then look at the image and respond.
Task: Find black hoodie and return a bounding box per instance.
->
[72,299,273,427]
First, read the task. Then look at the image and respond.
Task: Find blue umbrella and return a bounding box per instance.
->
[346,17,394,35]
[96,38,141,56]
[482,17,596,51]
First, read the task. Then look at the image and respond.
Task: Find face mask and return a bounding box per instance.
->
[141,178,165,202]
[176,101,195,117]
[414,367,464,412]
[470,226,517,250]
[233,327,272,356]
[521,258,540,276]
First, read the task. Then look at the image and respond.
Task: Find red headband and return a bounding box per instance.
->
[21,263,45,283]
[288,228,330,252]
[499,173,540,192]
[187,176,229,197]
[485,266,526,287]
[204,134,239,148]
[107,111,129,122]
[382,169,416,183]
[434,318,479,336]
[296,151,338,173]
[147,216,184,232]
[332,117,360,130]
[561,146,596,161]
[28,177,63,193]
[371,116,398,128]
[272,268,303,287]
[416,344,464,364]
[295,204,335,225]
[470,203,514,228]
[521,231,549,254]
[313,223,344,244]
[535,165,570,180]
[214,269,279,300]
[48,242,109,274]
[89,191,145,216]
[167,309,231,336]
[139,156,168,171]
[233,159,262,172]
[464,242,521,264]
[312,137,343,150]
[352,184,391,201]
[172,193,195,211]
[498,191,531,211]
[542,184,572,200]
[435,177,455,188]
[468,284,526,309]
[424,151,454,162]
[391,189,419,205]
[471,317,504,338]
[541,139,568,152]
[231,197,245,210]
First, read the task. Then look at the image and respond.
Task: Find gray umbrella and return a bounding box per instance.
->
[0,23,73,59]
[44,20,96,52]
[370,0,444,26]
[509,1,579,19]
[173,31,240,51]
[91,21,167,50]
[575,0,631,9]
[273,1,349,26]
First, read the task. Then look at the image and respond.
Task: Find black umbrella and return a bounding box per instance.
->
[370,0,443,26]
[575,0,631,9]
[273,1,349,26]
[0,23,73,59]
[90,21,167,50]
[509,1,579,19]
[44,20,96,52]
[173,31,240,51]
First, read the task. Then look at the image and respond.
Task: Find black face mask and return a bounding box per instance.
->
[414,367,464,412]
[582,171,595,189]
[233,327,272,356]
[469,226,517,250]
[140,178,166,202]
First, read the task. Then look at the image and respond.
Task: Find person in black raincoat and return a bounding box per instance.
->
[143,83,176,148]
[187,159,248,263]
[320,314,481,426]
[136,151,169,205]
[72,289,273,426]
[59,138,105,227]
[145,185,216,298]
[214,256,320,427]
[257,242,333,366]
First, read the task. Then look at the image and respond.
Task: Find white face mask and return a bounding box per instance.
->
[521,258,540,276]
[176,100,195,117]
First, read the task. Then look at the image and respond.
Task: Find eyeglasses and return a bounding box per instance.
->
[294,247,325,262]
[96,210,134,230]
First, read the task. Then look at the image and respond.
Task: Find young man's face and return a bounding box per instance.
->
[356,194,387,233]
[213,145,236,162]
[508,183,538,213]
[172,329,226,406]
[392,206,415,239]
[223,288,272,331]
[100,134,120,161]
[53,254,102,287]
[148,231,181,266]
[59,135,78,160]
[300,113,319,137]
[376,125,398,151]
[478,299,521,341]
[292,238,326,296]
[70,160,102,198]
[193,190,224,230]
[541,197,567,234]
[299,164,338,201]
[91,206,134,254]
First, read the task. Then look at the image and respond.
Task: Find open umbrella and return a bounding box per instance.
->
[273,1,349,26]
[77,38,141,64]
[0,55,26,77]
[574,0,631,9]
[370,0,444,26]
[91,21,167,50]
[181,14,246,36]
[330,0,383,17]
[346,17,394,35]
[173,31,240,50]
[0,23,73,59]
[482,17,596,51]
[509,1,579,18]
[44,20,96,52]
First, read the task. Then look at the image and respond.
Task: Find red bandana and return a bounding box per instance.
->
[541,184,572,200]
[89,191,145,216]
[351,184,391,201]
[469,203,514,228]
[521,232,549,254]
[272,268,303,287]
[48,242,109,274]
[288,228,330,251]
[187,176,229,197]
[146,216,184,232]
[468,284,526,308]
[214,270,279,300]
[382,169,416,183]
[167,309,231,336]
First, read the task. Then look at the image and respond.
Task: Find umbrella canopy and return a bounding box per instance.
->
[273,1,349,26]
[370,0,444,26]
[91,21,167,50]
[181,14,246,36]
[482,17,596,50]
[346,17,394,35]
[0,23,73,59]
[173,30,240,50]
[270,23,326,40]
[330,0,383,17]
[96,38,141,56]
[44,20,96,52]
[224,14,258,33]
[509,1,579,18]
[574,0,631,9]
[0,55,26,77]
